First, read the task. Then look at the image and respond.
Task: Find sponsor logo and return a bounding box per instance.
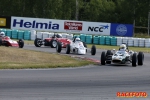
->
[88,24,109,32]
[116,24,127,36]
[0,18,6,26]
[12,19,59,30]
[64,21,82,31]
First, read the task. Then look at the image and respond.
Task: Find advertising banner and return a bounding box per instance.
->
[110,23,133,37]
[11,16,133,37]
[82,22,111,35]
[11,16,64,32]
[0,16,11,29]
[64,21,83,32]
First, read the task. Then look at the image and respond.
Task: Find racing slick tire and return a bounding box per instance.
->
[138,52,144,65]
[105,50,112,64]
[34,38,42,47]
[91,45,96,55]
[132,53,137,67]
[18,39,24,48]
[56,42,62,53]
[106,50,113,55]
[101,51,106,65]
[0,38,2,46]
[66,44,71,54]
[83,42,87,48]
[50,39,57,48]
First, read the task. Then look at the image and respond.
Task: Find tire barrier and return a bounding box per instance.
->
[1,28,150,48]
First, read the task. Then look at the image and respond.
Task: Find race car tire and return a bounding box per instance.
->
[66,44,70,54]
[106,61,111,64]
[34,38,42,47]
[101,51,106,65]
[18,39,24,48]
[56,42,62,53]
[83,42,87,48]
[106,50,112,55]
[91,45,96,55]
[50,40,57,48]
[0,38,2,46]
[138,52,144,65]
[132,53,137,67]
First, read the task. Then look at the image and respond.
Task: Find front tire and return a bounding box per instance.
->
[56,42,62,53]
[66,44,70,54]
[132,53,137,67]
[138,52,144,65]
[101,52,106,65]
[18,39,24,48]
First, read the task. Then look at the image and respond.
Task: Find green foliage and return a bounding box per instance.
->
[0,0,149,33]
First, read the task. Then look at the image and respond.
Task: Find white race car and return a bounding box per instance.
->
[100,44,144,67]
[56,38,96,55]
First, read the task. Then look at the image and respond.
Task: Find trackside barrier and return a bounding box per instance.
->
[0,28,150,48]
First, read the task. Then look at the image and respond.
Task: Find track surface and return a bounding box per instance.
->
[0,45,150,100]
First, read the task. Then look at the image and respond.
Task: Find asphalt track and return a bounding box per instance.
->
[0,44,150,100]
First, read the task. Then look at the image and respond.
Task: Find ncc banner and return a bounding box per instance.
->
[82,22,111,35]
[110,23,133,37]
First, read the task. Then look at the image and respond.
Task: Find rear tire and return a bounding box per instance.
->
[34,38,42,47]
[132,53,137,67]
[83,42,87,48]
[106,50,112,55]
[101,52,106,65]
[106,61,111,64]
[0,38,2,46]
[66,44,70,54]
[91,45,96,55]
[56,42,62,53]
[138,52,144,65]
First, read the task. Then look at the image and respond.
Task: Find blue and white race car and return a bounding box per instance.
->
[100,44,144,67]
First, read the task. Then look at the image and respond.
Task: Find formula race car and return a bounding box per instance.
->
[100,44,144,67]
[0,32,24,48]
[34,33,71,48]
[56,37,96,55]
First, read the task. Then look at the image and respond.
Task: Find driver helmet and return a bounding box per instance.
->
[57,34,62,38]
[0,32,5,37]
[75,38,80,41]
[119,44,126,50]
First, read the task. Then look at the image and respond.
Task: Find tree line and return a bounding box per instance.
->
[0,0,149,33]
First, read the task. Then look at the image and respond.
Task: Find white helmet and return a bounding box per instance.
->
[75,38,80,41]
[120,44,126,49]
[0,32,5,37]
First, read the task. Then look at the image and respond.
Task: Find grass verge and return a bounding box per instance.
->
[0,46,94,69]
[88,44,150,53]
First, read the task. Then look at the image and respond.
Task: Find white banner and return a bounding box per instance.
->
[82,22,111,35]
[11,16,64,32]
[11,16,111,35]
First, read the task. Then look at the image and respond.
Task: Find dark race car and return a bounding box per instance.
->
[0,32,24,48]
[34,33,71,48]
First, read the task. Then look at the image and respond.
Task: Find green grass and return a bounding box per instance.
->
[88,44,150,53]
[0,46,94,69]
